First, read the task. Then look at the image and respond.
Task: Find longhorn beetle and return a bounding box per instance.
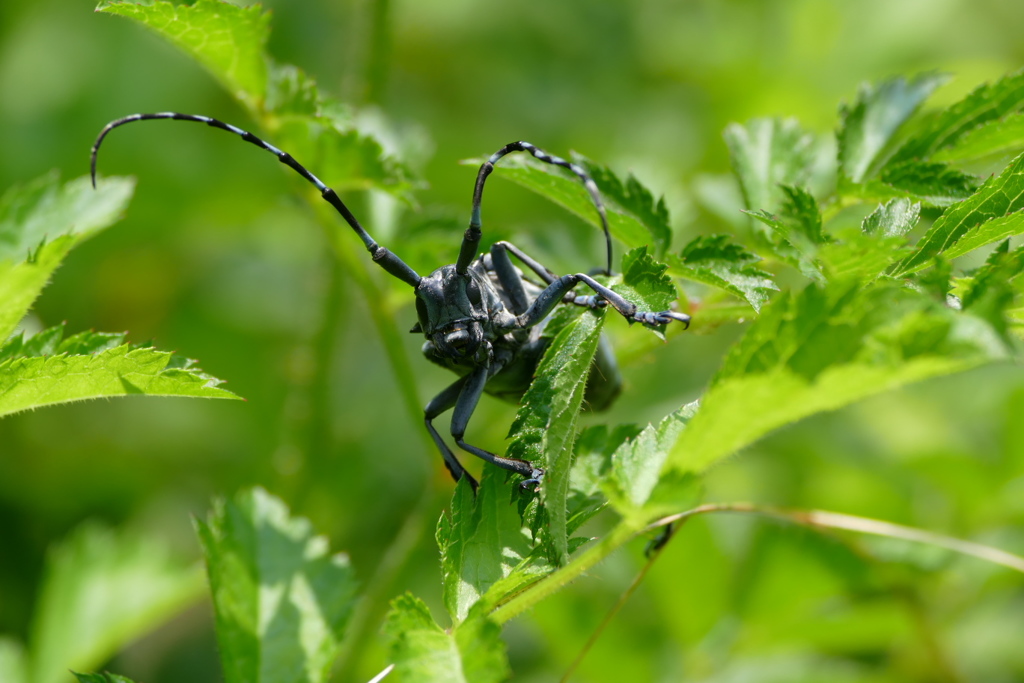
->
[91,113,690,489]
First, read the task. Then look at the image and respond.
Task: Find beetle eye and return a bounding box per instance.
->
[466,278,482,306]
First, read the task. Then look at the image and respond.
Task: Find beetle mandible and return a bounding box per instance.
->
[91,113,690,489]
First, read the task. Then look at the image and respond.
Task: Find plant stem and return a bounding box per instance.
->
[318,205,434,455]
[490,520,641,624]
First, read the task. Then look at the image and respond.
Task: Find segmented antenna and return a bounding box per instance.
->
[90,112,422,288]
[457,141,613,277]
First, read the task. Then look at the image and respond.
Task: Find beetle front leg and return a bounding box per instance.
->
[490,241,610,312]
[508,273,691,331]
[452,364,544,487]
[425,376,476,488]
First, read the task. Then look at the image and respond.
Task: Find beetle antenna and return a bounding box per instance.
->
[457,141,613,277]
[90,112,422,288]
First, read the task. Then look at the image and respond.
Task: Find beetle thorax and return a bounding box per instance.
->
[415,264,506,360]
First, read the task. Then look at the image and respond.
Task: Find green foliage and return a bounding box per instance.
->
[0,173,133,339]
[195,488,358,683]
[97,0,270,111]
[838,73,947,184]
[725,118,816,219]
[0,171,238,417]
[73,673,137,683]
[481,153,670,254]
[383,596,509,683]
[9,2,1024,682]
[0,325,238,417]
[437,472,543,624]
[505,308,606,564]
[668,235,778,312]
[0,523,205,683]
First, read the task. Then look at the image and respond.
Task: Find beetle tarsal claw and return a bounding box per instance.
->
[520,467,545,490]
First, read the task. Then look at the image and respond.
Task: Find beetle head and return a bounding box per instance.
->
[415,265,490,359]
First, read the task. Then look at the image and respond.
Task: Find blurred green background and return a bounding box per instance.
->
[2,0,1024,681]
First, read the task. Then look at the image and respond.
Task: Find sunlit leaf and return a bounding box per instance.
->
[0,337,239,419]
[663,281,1008,478]
[276,116,418,201]
[818,228,909,284]
[958,240,1024,335]
[480,153,667,254]
[266,63,321,118]
[933,112,1024,163]
[97,0,270,111]
[73,673,137,683]
[668,234,778,312]
[879,160,979,206]
[195,488,358,683]
[579,156,672,254]
[838,73,948,183]
[745,209,824,282]
[861,198,921,237]
[893,69,1024,163]
[438,470,543,624]
[0,173,134,340]
[29,523,205,683]
[940,211,1024,261]
[384,595,509,683]
[893,150,1024,275]
[604,403,697,518]
[724,118,815,224]
[505,309,605,565]
[613,246,679,338]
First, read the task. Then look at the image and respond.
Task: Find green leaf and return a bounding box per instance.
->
[893,69,1024,163]
[745,209,824,282]
[861,197,921,237]
[940,211,1024,261]
[97,0,270,112]
[779,185,825,244]
[505,309,606,565]
[0,338,239,418]
[958,241,1024,335]
[266,63,321,118]
[933,112,1024,163]
[818,199,920,282]
[818,228,910,284]
[29,522,205,683]
[724,118,815,220]
[195,488,358,683]
[1,325,125,363]
[0,638,27,683]
[437,469,543,624]
[838,73,948,183]
[480,153,667,254]
[893,150,1024,276]
[604,404,698,518]
[613,246,679,337]
[0,173,134,340]
[668,234,777,312]
[384,595,509,683]
[663,281,1007,478]
[276,116,418,201]
[73,673,137,683]
[579,156,673,254]
[879,160,979,206]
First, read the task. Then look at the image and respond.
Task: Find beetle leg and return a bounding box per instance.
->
[489,242,531,314]
[425,376,476,488]
[491,241,608,310]
[452,363,544,486]
[508,273,691,331]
